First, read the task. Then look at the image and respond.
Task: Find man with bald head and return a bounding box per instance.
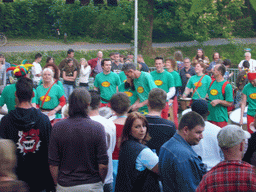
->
[238,52,256,71]
[88,51,104,77]
[208,64,233,127]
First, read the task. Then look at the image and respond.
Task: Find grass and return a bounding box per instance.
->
[3,43,256,68]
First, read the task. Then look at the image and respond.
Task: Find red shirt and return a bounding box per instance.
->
[196,160,256,192]
[112,124,124,160]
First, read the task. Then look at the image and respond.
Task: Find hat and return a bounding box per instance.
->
[248,72,256,81]
[191,99,208,116]
[7,63,33,78]
[217,125,251,148]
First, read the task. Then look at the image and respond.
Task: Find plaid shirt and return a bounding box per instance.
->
[196,160,256,192]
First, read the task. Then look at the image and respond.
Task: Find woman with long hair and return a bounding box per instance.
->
[115,112,160,192]
[192,48,210,67]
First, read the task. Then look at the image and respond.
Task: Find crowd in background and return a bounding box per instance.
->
[0,47,256,192]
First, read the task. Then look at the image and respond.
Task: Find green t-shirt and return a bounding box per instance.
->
[170,71,182,87]
[118,82,138,105]
[242,83,256,116]
[0,84,36,112]
[39,79,65,96]
[94,72,121,103]
[36,84,64,118]
[187,74,211,99]
[150,70,174,93]
[207,80,233,122]
[134,72,157,113]
[119,71,127,83]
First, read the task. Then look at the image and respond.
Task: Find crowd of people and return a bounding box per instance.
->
[0,48,256,192]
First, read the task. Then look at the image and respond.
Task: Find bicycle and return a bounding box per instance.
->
[0,33,7,46]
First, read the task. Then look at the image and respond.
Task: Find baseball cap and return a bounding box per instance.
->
[217,125,251,148]
[191,99,208,116]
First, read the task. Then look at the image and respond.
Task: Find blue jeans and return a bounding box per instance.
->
[63,84,74,102]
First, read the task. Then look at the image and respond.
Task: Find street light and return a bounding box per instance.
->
[134,0,138,67]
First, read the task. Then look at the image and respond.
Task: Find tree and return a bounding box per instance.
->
[138,0,154,55]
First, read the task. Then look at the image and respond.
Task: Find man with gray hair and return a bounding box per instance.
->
[238,52,256,71]
[196,125,256,192]
[88,51,103,77]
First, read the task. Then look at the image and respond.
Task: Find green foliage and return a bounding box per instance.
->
[0,0,255,43]
[233,16,256,37]
[188,0,246,42]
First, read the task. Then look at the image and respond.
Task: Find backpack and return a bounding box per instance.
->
[209,80,234,111]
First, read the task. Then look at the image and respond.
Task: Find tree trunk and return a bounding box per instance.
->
[138,0,154,55]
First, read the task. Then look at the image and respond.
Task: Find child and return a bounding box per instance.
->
[63,58,77,101]
[78,58,91,90]
[32,53,43,87]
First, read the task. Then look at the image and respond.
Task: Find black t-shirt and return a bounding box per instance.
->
[145,115,176,155]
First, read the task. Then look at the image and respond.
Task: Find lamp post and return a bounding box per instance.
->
[134,0,138,67]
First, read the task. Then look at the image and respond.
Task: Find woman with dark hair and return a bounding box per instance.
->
[63,58,78,101]
[115,112,160,192]
[46,56,55,65]
[192,49,209,67]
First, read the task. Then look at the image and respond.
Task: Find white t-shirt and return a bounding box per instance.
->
[79,65,91,84]
[136,147,159,171]
[192,121,224,171]
[238,59,256,72]
[90,115,116,184]
[32,62,42,84]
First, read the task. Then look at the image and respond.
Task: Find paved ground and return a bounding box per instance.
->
[1,38,256,53]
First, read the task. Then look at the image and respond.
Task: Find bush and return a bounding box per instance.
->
[233,17,256,38]
[0,0,255,42]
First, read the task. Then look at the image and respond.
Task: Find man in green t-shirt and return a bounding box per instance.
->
[182,62,211,100]
[151,57,175,119]
[94,58,121,107]
[208,64,233,128]
[118,77,137,106]
[123,63,157,115]
[240,72,256,133]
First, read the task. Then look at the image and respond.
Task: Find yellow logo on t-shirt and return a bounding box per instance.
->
[101,81,110,87]
[154,80,163,86]
[137,86,144,93]
[124,91,133,97]
[40,96,51,102]
[249,93,256,99]
[210,89,218,96]
[194,82,202,87]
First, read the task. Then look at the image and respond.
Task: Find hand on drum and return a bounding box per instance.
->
[239,118,243,126]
